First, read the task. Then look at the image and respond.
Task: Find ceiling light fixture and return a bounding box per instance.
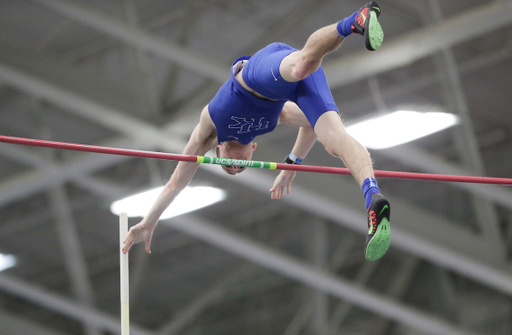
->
[0,254,16,272]
[346,111,459,150]
[110,186,226,219]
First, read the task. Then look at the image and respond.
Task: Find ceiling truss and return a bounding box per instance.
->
[0,1,511,334]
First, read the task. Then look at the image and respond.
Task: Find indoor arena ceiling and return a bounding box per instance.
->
[0,0,512,334]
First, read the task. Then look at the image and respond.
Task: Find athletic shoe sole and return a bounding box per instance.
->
[365,217,390,261]
[366,11,384,51]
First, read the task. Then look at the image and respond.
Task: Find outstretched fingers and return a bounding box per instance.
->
[122,235,132,254]
[270,185,285,200]
[269,185,276,199]
[123,227,139,254]
[145,234,152,254]
[270,186,278,199]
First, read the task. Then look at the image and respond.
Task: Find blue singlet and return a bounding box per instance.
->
[208,43,339,145]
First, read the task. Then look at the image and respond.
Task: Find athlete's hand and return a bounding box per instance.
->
[270,170,296,199]
[122,220,155,254]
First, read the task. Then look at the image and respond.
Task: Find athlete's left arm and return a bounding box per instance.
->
[271,102,318,199]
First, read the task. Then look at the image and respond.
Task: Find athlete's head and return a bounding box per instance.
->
[216,141,257,175]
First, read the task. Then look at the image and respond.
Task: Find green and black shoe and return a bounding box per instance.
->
[365,193,391,261]
[352,1,384,51]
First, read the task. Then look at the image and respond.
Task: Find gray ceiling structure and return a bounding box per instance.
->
[0,0,512,334]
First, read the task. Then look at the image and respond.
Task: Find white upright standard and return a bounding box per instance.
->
[119,213,130,335]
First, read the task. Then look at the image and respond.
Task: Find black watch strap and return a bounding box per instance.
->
[285,156,299,164]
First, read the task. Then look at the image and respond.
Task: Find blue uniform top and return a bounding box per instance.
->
[208,43,338,145]
[208,56,286,145]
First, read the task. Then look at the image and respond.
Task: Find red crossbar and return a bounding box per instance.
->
[1,135,511,186]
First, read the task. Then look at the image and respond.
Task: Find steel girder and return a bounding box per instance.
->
[1,40,512,297]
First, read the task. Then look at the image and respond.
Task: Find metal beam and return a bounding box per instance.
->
[33,0,512,91]
[0,3,506,330]
[324,1,512,87]
[0,62,499,265]
[31,0,229,83]
[0,154,504,334]
[283,305,313,335]
[62,5,190,63]
[4,10,512,211]
[0,206,475,335]
[340,44,512,124]
[0,145,492,335]
[120,0,159,117]
[129,246,151,304]
[0,309,70,335]
[165,214,478,335]
[22,1,512,210]
[47,185,101,335]
[0,65,183,152]
[309,218,329,335]
[283,232,360,335]
[328,261,380,334]
[0,274,157,335]
[158,0,204,109]
[1,43,512,299]
[156,263,256,335]
[0,137,141,206]
[156,219,293,335]
[0,135,126,200]
[367,256,421,335]
[383,145,512,210]
[203,164,512,295]
[241,0,334,55]
[426,0,505,259]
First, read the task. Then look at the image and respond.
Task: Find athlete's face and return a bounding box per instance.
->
[216,142,257,175]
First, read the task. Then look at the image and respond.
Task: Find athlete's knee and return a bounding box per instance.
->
[322,138,341,158]
[292,65,311,81]
[292,58,319,80]
[284,51,319,80]
[320,128,352,158]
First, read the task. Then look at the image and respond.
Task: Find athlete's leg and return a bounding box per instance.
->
[280,2,383,82]
[314,111,390,262]
[313,111,373,186]
[312,109,384,211]
[292,66,373,186]
[280,24,345,82]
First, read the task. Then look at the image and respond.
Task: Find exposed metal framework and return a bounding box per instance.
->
[0,0,511,334]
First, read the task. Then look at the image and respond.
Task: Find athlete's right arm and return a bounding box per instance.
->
[271,102,317,199]
[122,106,218,254]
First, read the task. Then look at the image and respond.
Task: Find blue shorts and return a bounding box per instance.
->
[242,42,339,128]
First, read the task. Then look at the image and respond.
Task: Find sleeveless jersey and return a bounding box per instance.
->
[208,56,286,145]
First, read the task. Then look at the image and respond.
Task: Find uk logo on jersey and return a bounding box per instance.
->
[228,116,269,134]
